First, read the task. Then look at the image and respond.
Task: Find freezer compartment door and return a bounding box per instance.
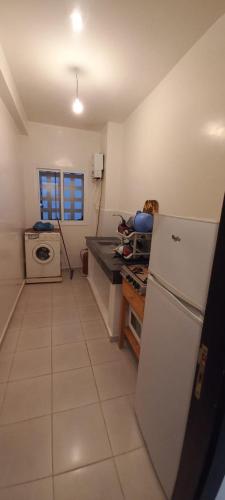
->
[150,215,218,312]
[135,277,203,499]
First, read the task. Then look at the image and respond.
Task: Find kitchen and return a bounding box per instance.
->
[0,2,225,499]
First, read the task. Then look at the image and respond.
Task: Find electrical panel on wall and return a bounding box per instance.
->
[92,153,104,179]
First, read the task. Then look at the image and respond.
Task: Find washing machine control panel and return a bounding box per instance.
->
[27,233,39,239]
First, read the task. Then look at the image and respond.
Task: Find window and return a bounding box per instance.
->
[39,170,84,222]
[63,172,84,221]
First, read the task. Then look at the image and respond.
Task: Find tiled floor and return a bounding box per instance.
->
[0,270,166,500]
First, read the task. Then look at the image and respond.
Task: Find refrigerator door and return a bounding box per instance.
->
[150,215,218,312]
[135,276,203,499]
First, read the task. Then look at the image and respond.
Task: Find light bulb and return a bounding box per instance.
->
[72,97,84,114]
[70,9,83,33]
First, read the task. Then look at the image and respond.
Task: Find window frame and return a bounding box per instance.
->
[37,167,87,225]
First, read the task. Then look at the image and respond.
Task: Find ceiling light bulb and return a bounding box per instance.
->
[70,9,83,32]
[72,97,84,114]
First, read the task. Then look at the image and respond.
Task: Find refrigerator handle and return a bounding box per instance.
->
[194,344,208,400]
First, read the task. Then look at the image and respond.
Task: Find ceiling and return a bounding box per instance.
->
[0,0,224,131]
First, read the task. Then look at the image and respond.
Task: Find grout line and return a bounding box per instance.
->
[0,445,144,492]
[0,390,136,428]
[50,284,55,500]
[0,411,52,428]
[86,341,125,499]
[0,474,53,492]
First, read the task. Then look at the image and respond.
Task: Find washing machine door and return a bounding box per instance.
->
[33,243,54,264]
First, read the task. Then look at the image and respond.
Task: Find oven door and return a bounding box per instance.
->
[128,307,142,344]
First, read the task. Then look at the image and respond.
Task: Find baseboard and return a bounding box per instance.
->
[26,276,62,283]
[0,279,25,348]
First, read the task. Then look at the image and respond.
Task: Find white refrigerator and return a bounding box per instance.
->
[135,214,218,499]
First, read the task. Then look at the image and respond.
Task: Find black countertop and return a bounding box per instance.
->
[86,236,149,284]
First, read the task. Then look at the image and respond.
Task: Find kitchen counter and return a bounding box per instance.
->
[86,236,149,284]
[86,236,149,340]
[86,236,123,284]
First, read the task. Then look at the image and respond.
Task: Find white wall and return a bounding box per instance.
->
[0,97,25,340]
[102,122,124,210]
[98,122,125,236]
[21,122,101,267]
[119,14,225,221]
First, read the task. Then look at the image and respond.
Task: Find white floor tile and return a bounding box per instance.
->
[8,314,23,330]
[0,353,13,383]
[52,342,90,373]
[115,448,166,500]
[10,348,51,380]
[0,375,51,424]
[17,326,51,351]
[102,395,143,455]
[54,459,123,500]
[53,403,111,473]
[79,305,101,322]
[0,329,20,353]
[87,338,123,365]
[93,359,137,400]
[22,310,51,329]
[76,294,96,307]
[52,306,79,326]
[0,477,53,500]
[0,416,52,487]
[52,323,83,345]
[82,319,108,340]
[53,367,98,412]
[0,383,6,410]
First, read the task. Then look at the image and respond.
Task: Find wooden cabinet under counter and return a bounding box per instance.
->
[119,278,145,360]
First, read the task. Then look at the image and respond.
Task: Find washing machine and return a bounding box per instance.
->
[25,229,62,283]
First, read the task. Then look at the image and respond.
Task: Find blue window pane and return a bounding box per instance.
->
[64,189,70,198]
[52,200,60,209]
[52,211,60,220]
[52,187,60,197]
[39,171,61,221]
[75,190,82,199]
[74,212,82,220]
[64,177,71,187]
[74,201,82,209]
[64,213,71,220]
[64,201,71,209]
[51,176,59,184]
[75,178,82,187]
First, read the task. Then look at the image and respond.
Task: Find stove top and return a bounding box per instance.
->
[121,264,149,294]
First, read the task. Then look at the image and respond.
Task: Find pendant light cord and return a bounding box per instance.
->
[76,72,79,99]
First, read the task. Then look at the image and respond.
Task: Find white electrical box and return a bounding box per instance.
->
[93,153,104,179]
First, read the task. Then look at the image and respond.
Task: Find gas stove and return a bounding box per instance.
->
[120,264,149,295]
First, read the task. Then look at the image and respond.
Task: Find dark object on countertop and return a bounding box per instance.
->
[56,218,74,280]
[33,221,54,231]
[86,236,149,284]
[112,214,133,235]
[81,248,88,275]
[143,200,159,214]
[134,211,153,232]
